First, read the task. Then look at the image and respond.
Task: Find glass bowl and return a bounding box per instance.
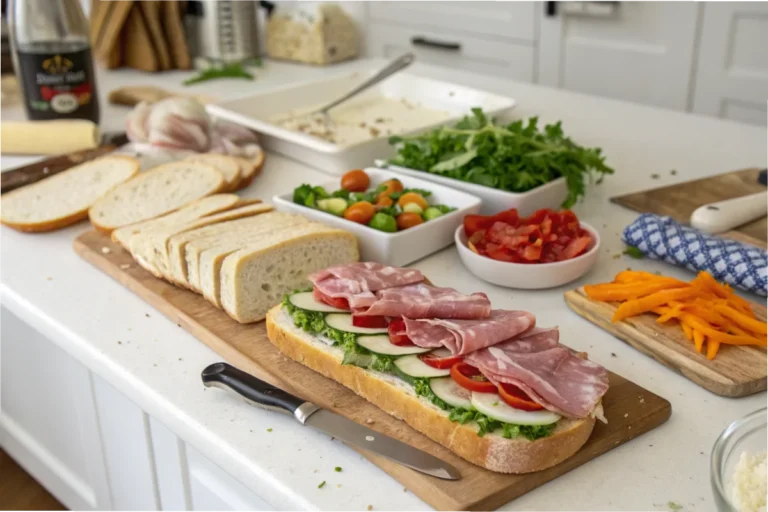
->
[711,408,767,511]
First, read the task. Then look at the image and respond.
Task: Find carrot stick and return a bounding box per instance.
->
[682,322,694,341]
[714,305,767,335]
[612,286,700,322]
[693,330,705,353]
[706,340,720,360]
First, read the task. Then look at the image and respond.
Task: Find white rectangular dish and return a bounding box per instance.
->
[379,161,568,216]
[207,70,516,175]
[272,168,482,266]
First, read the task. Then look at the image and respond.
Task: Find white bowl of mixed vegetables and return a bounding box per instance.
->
[273,168,482,266]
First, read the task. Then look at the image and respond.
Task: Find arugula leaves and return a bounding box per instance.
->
[389,108,614,208]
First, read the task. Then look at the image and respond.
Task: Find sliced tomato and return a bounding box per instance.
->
[419,349,463,369]
[352,315,388,329]
[561,236,591,260]
[387,318,413,346]
[450,363,497,393]
[313,287,349,310]
[497,383,544,411]
[463,215,494,237]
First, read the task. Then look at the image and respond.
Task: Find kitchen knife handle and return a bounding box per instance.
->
[201,363,307,417]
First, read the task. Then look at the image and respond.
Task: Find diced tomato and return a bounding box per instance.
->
[522,244,542,261]
[497,383,544,411]
[450,363,497,393]
[387,318,414,346]
[352,315,388,329]
[464,215,494,236]
[419,351,463,369]
[562,236,591,260]
[313,287,350,310]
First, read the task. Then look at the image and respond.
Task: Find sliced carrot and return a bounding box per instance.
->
[682,322,694,341]
[585,280,688,302]
[706,340,720,360]
[714,305,767,335]
[693,330,705,353]
[612,286,700,322]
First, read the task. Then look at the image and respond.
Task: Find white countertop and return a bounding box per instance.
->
[2,59,766,511]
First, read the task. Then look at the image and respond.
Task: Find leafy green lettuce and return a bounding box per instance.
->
[389,108,614,209]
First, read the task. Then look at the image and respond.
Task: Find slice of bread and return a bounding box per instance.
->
[220,231,359,323]
[184,213,309,292]
[1,155,139,233]
[234,148,265,190]
[266,306,597,473]
[185,154,241,192]
[88,161,225,234]
[111,193,241,249]
[200,222,333,307]
[130,203,274,279]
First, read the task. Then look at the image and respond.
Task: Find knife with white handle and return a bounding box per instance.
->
[690,192,767,234]
[201,362,461,480]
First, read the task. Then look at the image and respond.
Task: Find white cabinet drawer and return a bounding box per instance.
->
[368,2,536,42]
[368,23,535,83]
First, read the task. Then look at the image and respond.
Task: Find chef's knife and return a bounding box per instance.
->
[690,169,768,234]
[201,362,461,480]
[1,132,129,194]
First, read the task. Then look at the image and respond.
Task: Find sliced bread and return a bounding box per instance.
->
[199,221,333,306]
[233,148,265,190]
[220,230,359,323]
[1,155,139,233]
[185,154,241,191]
[130,203,274,279]
[111,193,241,249]
[171,211,304,288]
[89,160,225,233]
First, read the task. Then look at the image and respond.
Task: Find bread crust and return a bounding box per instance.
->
[235,149,265,190]
[266,306,597,474]
[0,155,140,233]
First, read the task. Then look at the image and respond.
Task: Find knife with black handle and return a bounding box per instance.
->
[201,362,461,480]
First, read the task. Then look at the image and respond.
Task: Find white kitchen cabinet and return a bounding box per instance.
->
[691,2,768,126]
[0,306,272,511]
[537,2,701,111]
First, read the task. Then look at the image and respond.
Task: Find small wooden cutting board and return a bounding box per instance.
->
[611,168,767,247]
[565,288,767,398]
[75,231,672,510]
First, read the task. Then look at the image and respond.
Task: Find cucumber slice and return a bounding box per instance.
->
[342,351,372,368]
[394,355,451,379]
[325,314,389,334]
[470,392,561,426]
[429,377,472,409]
[289,291,347,313]
[357,335,430,356]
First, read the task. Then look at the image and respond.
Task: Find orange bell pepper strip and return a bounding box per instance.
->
[693,330,705,353]
[681,322,694,341]
[656,303,685,323]
[612,286,700,322]
[585,280,688,302]
[693,272,754,315]
[613,270,685,285]
[713,305,767,335]
[706,340,720,360]
[680,314,767,346]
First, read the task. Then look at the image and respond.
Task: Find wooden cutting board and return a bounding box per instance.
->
[74,231,672,511]
[565,288,767,398]
[611,168,767,247]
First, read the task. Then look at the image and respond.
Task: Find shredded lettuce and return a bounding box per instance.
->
[282,294,555,441]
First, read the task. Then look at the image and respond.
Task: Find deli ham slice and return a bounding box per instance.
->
[309,262,424,309]
[495,327,560,353]
[358,283,491,319]
[466,343,609,419]
[404,310,535,355]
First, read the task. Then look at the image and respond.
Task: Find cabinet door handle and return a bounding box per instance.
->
[411,37,461,52]
[545,1,557,17]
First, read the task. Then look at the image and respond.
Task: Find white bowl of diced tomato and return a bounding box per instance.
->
[454,208,600,289]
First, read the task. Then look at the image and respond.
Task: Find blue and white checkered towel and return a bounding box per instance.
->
[622,214,768,296]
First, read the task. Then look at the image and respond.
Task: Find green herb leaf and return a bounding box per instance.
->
[623,246,645,259]
[318,481,326,489]
[183,62,255,86]
[334,467,342,472]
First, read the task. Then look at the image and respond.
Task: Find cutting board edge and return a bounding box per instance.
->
[563,289,767,398]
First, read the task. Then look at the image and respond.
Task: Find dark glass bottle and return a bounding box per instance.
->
[9,0,100,123]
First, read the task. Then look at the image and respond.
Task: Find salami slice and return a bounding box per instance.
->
[358,283,491,319]
[309,262,424,308]
[466,344,609,418]
[404,310,535,355]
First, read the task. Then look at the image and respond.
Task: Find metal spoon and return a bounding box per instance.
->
[297,53,415,127]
